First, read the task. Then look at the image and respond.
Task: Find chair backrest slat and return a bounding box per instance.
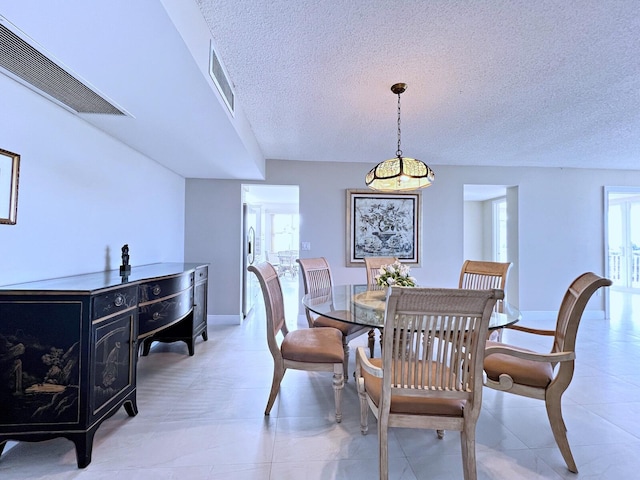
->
[459,260,511,289]
[382,287,502,406]
[364,256,398,286]
[459,260,512,314]
[248,262,289,357]
[297,257,335,327]
[552,272,613,356]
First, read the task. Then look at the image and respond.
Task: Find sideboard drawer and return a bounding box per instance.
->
[195,265,208,283]
[139,288,193,337]
[139,273,193,303]
[92,286,138,320]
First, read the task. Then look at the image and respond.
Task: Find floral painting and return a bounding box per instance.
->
[346,189,421,266]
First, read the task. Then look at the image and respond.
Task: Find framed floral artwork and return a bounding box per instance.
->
[346,189,421,266]
[0,148,20,225]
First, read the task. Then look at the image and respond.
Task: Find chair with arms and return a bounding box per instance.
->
[357,286,503,480]
[248,261,345,422]
[364,256,398,357]
[484,272,612,473]
[459,260,512,341]
[296,257,371,381]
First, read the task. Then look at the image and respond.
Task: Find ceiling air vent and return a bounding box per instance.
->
[0,15,128,115]
[209,41,234,115]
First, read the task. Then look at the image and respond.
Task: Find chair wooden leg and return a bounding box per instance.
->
[378,416,389,480]
[546,392,578,473]
[357,381,369,435]
[342,341,350,382]
[265,365,284,415]
[333,364,344,423]
[460,425,478,480]
[368,329,376,357]
[488,328,503,342]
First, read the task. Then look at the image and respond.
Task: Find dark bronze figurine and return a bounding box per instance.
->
[120,244,131,275]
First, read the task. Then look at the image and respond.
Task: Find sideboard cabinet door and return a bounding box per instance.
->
[193,265,208,343]
[0,284,138,468]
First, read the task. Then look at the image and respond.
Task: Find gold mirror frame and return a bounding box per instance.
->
[0,148,20,225]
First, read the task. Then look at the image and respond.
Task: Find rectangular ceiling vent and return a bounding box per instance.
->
[209,41,234,115]
[0,16,128,116]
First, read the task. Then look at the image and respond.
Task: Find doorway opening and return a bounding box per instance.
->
[604,187,640,322]
[241,184,300,318]
[463,184,519,305]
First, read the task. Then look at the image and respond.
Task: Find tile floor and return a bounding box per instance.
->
[2,284,640,479]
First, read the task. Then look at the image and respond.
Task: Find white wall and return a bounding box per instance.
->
[184,179,243,321]
[463,201,484,260]
[186,159,640,321]
[0,74,186,285]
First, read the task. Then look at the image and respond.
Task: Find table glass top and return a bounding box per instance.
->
[302,284,520,329]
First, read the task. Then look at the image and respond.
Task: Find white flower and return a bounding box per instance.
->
[375,261,416,287]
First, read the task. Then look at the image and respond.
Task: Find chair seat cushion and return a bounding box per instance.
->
[484,341,554,388]
[362,358,465,416]
[313,313,367,336]
[282,327,344,363]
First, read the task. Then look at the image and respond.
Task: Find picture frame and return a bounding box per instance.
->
[0,148,20,225]
[346,189,421,266]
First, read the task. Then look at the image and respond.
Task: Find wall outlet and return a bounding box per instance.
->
[301,242,311,251]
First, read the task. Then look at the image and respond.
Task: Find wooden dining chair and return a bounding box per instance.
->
[356,286,502,480]
[363,256,398,356]
[364,256,399,286]
[247,261,345,422]
[296,257,371,381]
[459,260,512,341]
[484,272,612,473]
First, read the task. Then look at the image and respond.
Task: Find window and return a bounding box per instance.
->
[493,198,507,262]
[270,214,299,252]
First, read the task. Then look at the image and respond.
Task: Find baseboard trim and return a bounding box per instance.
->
[208,314,242,325]
[522,310,606,321]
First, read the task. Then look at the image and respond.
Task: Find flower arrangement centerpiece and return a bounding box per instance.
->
[375,260,417,287]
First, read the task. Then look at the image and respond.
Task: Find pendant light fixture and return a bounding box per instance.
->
[365,83,435,192]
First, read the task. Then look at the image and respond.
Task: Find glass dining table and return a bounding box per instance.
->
[301,284,521,330]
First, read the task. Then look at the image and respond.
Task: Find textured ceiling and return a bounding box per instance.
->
[196,0,640,170]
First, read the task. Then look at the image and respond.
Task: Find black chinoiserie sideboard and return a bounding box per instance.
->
[0,262,208,468]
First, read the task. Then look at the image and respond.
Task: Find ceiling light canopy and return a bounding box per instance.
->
[366,83,435,192]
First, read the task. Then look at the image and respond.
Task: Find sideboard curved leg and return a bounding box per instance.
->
[69,431,95,468]
[141,338,153,356]
[123,397,138,417]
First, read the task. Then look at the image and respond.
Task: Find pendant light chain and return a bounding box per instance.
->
[396,91,402,158]
[365,82,434,192]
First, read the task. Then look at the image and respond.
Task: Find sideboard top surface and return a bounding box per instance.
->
[0,263,208,294]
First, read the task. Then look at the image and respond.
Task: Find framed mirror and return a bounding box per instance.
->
[0,148,20,225]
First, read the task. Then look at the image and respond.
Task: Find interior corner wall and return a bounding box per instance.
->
[184,178,243,323]
[463,201,483,260]
[185,159,640,321]
[506,186,520,305]
[0,74,186,286]
[481,200,493,260]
